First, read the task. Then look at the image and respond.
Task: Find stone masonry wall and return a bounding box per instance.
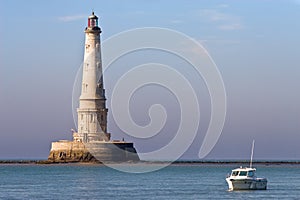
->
[48,140,139,163]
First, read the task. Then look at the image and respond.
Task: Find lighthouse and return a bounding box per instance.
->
[75,12,110,142]
[48,12,139,163]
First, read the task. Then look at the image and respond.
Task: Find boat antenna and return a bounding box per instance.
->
[250,140,255,168]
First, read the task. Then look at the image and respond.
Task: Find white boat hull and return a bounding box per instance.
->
[226,178,267,190]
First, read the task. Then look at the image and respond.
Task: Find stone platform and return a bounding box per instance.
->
[48,140,139,163]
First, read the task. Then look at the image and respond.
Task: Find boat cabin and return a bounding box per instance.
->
[230,167,256,178]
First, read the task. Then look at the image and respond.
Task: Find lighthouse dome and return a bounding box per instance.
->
[88,12,98,19]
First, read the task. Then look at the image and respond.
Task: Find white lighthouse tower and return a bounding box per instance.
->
[75,12,110,142]
[48,12,139,163]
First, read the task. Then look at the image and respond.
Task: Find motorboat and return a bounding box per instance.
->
[226,140,267,190]
[226,167,267,190]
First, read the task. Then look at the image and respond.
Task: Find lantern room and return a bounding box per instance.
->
[88,12,98,28]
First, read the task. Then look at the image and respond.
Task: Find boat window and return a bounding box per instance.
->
[232,171,239,176]
[239,171,247,176]
[248,171,254,177]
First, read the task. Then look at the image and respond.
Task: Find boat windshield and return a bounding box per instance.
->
[231,170,256,177]
[232,171,239,176]
[247,171,255,177]
[239,171,247,176]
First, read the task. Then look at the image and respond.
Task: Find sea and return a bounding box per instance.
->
[0,163,299,199]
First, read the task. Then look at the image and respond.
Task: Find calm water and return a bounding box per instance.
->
[0,164,299,199]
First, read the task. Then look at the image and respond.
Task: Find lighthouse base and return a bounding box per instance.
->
[48,140,139,163]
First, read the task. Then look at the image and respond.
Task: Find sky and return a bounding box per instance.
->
[0,0,300,160]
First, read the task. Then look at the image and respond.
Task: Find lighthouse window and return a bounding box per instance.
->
[90,19,97,27]
[90,19,95,27]
[85,44,90,52]
[85,63,89,71]
[90,114,93,122]
[96,62,100,69]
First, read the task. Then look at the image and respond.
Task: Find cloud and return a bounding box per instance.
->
[58,15,86,22]
[197,9,243,31]
[198,9,238,23]
[218,4,229,8]
[199,9,230,22]
[175,39,207,58]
